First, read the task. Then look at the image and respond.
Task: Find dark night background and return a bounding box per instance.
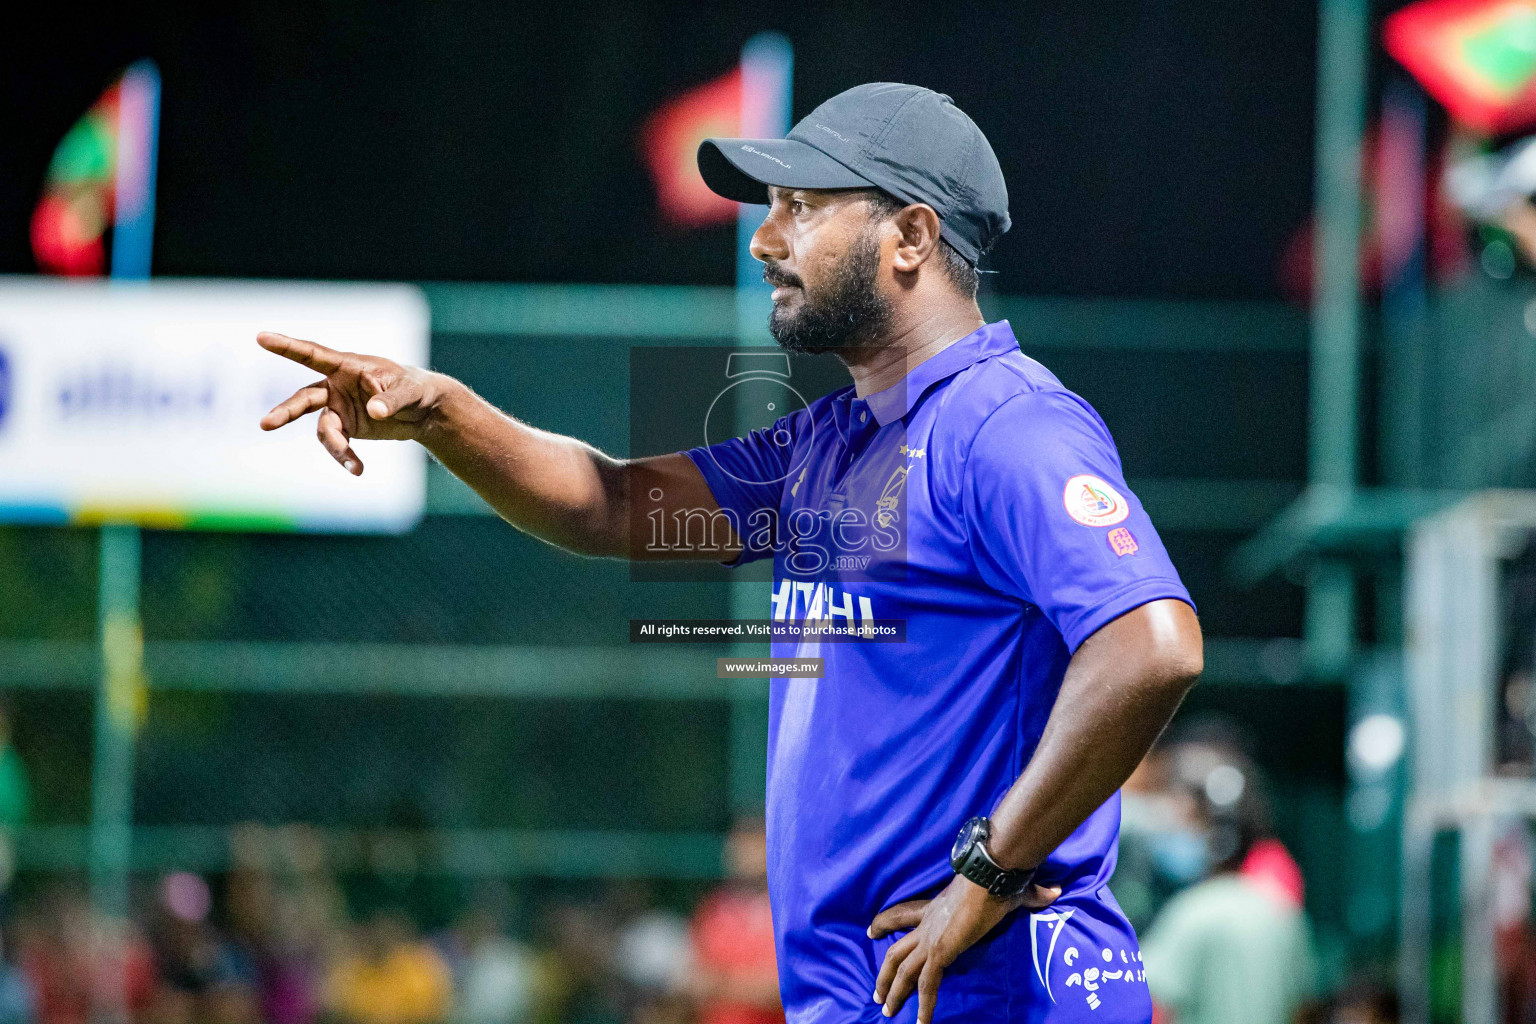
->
[0,0,1402,962]
[3,0,1319,297]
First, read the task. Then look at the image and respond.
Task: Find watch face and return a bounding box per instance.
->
[951,818,983,868]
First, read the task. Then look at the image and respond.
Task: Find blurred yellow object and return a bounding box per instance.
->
[326,939,453,1024]
[100,613,147,730]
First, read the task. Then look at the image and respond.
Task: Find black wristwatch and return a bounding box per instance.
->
[950,816,1036,898]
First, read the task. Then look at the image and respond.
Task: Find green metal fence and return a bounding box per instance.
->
[0,282,1318,895]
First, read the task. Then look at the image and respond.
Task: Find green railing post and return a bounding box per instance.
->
[91,523,142,1022]
[1307,0,1369,677]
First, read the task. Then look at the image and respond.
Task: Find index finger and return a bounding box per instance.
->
[257,332,345,374]
[869,900,928,939]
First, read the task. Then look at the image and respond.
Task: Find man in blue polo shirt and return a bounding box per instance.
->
[257,82,1203,1024]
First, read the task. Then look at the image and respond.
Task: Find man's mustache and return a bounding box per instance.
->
[762,263,802,289]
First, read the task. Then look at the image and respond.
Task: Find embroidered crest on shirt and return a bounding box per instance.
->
[875,465,909,528]
[1063,474,1130,527]
[1107,527,1139,557]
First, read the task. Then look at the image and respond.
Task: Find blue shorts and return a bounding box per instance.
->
[859,886,1152,1024]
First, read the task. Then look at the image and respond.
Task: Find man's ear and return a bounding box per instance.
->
[890,203,943,274]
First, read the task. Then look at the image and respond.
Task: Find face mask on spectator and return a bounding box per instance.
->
[1148,828,1210,886]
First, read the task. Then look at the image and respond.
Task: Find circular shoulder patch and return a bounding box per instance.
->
[1063,474,1130,527]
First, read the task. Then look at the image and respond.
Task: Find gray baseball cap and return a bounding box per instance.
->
[697,82,1010,264]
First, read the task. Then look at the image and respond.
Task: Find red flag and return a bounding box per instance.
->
[1386,0,1536,135]
[32,79,122,274]
[640,69,743,227]
[31,62,158,277]
[1277,120,1470,302]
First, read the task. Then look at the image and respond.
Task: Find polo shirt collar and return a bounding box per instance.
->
[863,320,1020,428]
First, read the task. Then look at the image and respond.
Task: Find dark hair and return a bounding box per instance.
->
[860,191,982,298]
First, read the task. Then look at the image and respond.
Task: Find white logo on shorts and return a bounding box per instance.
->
[1032,909,1147,1012]
[1030,909,1075,1003]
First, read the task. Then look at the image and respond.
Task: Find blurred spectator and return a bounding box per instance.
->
[532,900,622,1024]
[1239,837,1305,908]
[1123,724,1306,926]
[226,824,345,1024]
[323,909,451,1024]
[1116,751,1181,931]
[16,889,155,1024]
[687,816,782,1024]
[0,924,35,1024]
[1446,133,1536,269]
[1138,737,1317,1024]
[0,704,32,832]
[439,894,535,1024]
[626,993,691,1024]
[1491,821,1536,1024]
[0,704,33,907]
[614,886,690,996]
[1296,985,1398,1024]
[146,872,259,1024]
[611,882,690,1024]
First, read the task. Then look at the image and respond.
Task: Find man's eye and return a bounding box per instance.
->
[791,200,805,215]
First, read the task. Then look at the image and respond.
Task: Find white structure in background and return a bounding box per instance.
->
[1404,492,1536,1024]
[0,277,429,533]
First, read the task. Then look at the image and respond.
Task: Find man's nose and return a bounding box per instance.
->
[749,213,788,263]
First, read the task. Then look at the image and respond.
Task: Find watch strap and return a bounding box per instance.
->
[954,821,1036,898]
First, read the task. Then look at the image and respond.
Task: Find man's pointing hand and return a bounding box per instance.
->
[257,331,447,475]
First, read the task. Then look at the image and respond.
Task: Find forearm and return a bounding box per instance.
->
[987,599,1203,872]
[419,377,627,556]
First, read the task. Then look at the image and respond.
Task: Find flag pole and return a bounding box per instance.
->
[91,57,158,1024]
[729,33,792,814]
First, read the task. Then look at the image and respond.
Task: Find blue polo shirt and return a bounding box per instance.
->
[684,320,1193,1024]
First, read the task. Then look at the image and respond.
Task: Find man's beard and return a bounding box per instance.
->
[765,232,893,355]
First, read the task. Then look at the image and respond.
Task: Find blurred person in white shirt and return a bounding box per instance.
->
[446,904,534,1024]
[1137,736,1317,1024]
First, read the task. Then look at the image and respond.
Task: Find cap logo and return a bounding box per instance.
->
[1063,474,1129,527]
[740,144,790,170]
[814,123,850,143]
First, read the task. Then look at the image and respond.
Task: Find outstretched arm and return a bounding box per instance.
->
[256,332,735,560]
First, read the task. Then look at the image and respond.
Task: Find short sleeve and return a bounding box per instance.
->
[961,389,1193,652]
[682,411,801,566]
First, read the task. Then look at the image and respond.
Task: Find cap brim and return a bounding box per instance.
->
[697,137,874,204]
